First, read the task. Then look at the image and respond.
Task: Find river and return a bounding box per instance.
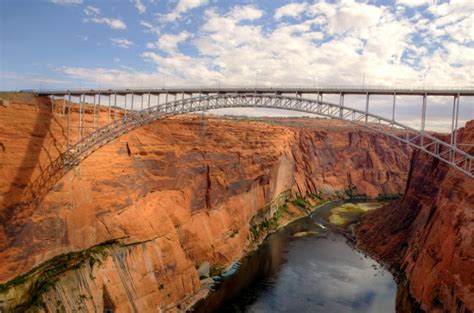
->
[193,200,396,313]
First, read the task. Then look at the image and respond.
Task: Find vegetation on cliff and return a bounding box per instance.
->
[0,241,112,312]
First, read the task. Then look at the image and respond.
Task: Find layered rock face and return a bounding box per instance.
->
[357,121,474,313]
[0,95,409,312]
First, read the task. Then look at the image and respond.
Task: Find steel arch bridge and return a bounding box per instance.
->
[43,92,472,178]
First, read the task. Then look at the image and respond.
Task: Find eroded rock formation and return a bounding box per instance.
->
[0,95,410,312]
[357,121,474,313]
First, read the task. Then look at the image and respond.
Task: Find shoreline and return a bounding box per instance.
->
[186,196,388,312]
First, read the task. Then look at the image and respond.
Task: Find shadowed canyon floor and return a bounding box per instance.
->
[0,94,471,312]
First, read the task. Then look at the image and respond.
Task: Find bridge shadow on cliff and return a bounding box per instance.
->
[0,97,67,250]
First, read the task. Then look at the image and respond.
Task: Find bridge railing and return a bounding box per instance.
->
[32,85,474,95]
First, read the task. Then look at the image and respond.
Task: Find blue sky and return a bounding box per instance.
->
[1,0,473,92]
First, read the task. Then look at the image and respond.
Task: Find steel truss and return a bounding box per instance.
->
[54,93,473,178]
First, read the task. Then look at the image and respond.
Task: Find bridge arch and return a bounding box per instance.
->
[63,93,472,178]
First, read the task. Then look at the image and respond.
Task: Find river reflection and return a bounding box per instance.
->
[193,202,396,313]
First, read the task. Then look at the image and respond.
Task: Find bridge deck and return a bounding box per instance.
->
[34,86,474,97]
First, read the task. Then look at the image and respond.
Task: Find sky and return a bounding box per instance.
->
[0,0,473,130]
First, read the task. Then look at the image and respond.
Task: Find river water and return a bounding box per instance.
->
[193,200,396,313]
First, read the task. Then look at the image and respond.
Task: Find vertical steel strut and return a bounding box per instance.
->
[339,92,344,118]
[392,92,396,123]
[82,94,85,139]
[78,94,82,142]
[420,93,427,146]
[365,92,369,123]
[93,94,96,130]
[98,93,101,128]
[107,94,111,126]
[451,94,460,162]
[124,94,127,118]
[113,93,117,122]
[67,93,71,150]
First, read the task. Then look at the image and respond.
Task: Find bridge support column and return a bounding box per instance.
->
[141,93,144,110]
[67,93,71,150]
[131,93,134,111]
[113,93,117,121]
[107,94,111,126]
[124,94,127,118]
[93,94,96,130]
[97,93,101,129]
[78,94,83,142]
[82,95,85,139]
[165,93,169,113]
[365,93,369,123]
[450,94,460,162]
[339,92,344,118]
[392,92,396,126]
[147,92,151,109]
[420,93,427,147]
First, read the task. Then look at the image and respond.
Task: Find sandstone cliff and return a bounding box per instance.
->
[357,120,474,313]
[0,94,410,312]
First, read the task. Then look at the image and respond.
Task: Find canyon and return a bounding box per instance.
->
[0,93,471,312]
[357,120,474,313]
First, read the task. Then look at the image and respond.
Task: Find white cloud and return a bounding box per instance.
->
[140,20,160,35]
[175,0,208,15]
[146,31,191,53]
[325,1,384,35]
[65,2,473,91]
[0,71,70,90]
[158,0,208,22]
[396,0,430,7]
[142,52,217,81]
[443,15,474,44]
[59,66,184,89]
[132,0,146,14]
[274,3,308,20]
[49,0,82,5]
[83,6,127,30]
[230,5,263,21]
[84,6,100,16]
[110,38,134,48]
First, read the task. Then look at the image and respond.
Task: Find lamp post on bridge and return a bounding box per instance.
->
[422,67,430,90]
[255,70,261,88]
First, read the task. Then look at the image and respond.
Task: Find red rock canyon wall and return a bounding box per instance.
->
[0,95,410,312]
